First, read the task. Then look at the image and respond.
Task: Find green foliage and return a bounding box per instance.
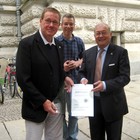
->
[0,78,4,85]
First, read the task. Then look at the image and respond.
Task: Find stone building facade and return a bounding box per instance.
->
[0,0,140,75]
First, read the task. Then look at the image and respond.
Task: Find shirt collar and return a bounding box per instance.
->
[97,44,109,52]
[39,29,55,46]
[59,33,75,41]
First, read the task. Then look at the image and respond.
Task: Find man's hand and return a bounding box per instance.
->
[92,81,104,92]
[64,60,71,72]
[64,59,82,72]
[64,76,74,93]
[80,78,88,85]
[43,100,58,115]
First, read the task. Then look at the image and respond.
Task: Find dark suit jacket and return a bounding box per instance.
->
[78,43,130,122]
[16,31,65,123]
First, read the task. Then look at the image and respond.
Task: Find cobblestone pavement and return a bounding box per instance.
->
[0,76,140,140]
[0,89,22,123]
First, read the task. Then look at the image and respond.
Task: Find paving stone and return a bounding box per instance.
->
[4,119,25,140]
[0,75,140,140]
[0,98,22,122]
[0,122,11,140]
[123,117,140,140]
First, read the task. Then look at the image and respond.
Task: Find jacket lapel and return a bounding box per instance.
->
[34,31,53,70]
[90,46,98,81]
[102,44,115,79]
[34,32,64,78]
[54,40,64,66]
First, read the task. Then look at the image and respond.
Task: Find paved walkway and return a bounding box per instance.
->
[0,75,140,140]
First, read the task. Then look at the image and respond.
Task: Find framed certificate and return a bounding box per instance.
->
[71,84,94,117]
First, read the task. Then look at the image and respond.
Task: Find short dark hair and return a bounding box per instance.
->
[62,13,75,22]
[41,7,61,21]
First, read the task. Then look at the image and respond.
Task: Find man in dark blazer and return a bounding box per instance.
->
[16,7,73,140]
[78,22,130,140]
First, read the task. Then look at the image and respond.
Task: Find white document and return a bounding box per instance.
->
[71,84,94,117]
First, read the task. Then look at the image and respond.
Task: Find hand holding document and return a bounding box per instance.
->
[71,84,94,117]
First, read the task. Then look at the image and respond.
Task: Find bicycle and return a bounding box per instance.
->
[4,57,16,97]
[1,57,23,99]
[0,65,4,104]
[11,57,23,99]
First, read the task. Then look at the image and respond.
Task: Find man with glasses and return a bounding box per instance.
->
[78,22,130,140]
[16,7,74,140]
[56,13,85,140]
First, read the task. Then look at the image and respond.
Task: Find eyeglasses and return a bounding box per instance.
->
[45,19,59,26]
[95,31,109,36]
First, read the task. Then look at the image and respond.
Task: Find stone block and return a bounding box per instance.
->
[125,9,140,21]
[0,0,15,5]
[52,2,69,13]
[0,123,10,140]
[0,37,18,47]
[0,47,17,58]
[70,4,96,18]
[130,61,140,75]
[108,8,116,31]
[121,32,140,43]
[0,26,16,36]
[21,18,39,35]
[75,31,95,44]
[122,21,136,31]
[98,7,108,24]
[4,120,25,140]
[123,117,140,139]
[21,5,44,24]
[116,9,125,31]
[0,14,16,25]
[84,19,101,31]
[75,18,84,30]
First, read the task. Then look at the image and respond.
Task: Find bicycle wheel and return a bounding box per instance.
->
[0,84,4,104]
[9,75,16,98]
[15,82,23,99]
[4,72,9,89]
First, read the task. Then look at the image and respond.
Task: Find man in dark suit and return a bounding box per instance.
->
[78,22,130,140]
[16,7,73,140]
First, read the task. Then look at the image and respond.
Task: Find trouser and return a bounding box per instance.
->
[25,113,63,140]
[89,96,123,140]
[63,93,78,140]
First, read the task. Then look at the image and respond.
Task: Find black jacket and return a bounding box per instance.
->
[78,43,130,121]
[16,31,65,122]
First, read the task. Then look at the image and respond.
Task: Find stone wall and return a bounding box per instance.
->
[0,0,140,75]
[0,0,17,76]
[0,0,18,57]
